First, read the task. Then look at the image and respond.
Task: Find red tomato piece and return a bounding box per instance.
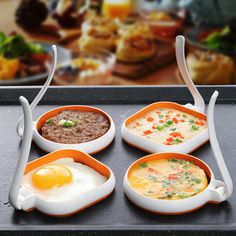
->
[168,174,178,180]
[146,117,154,122]
[143,130,152,135]
[166,137,174,142]
[172,117,178,124]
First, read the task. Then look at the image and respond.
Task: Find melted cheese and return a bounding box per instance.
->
[128,158,208,200]
[127,108,207,145]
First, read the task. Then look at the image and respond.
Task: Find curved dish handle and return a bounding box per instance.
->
[175,35,205,113]
[16,45,57,137]
[208,91,233,200]
[9,96,33,209]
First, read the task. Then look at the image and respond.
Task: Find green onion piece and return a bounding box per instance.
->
[183,114,188,118]
[139,162,148,168]
[189,119,194,123]
[58,119,76,128]
[173,138,182,144]
[192,124,199,131]
[46,119,53,125]
[166,120,173,125]
[156,126,163,131]
[159,114,164,118]
[170,128,176,131]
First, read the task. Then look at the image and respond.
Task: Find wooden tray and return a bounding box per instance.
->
[113,41,175,79]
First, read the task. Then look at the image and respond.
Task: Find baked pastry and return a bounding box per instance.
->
[116,23,156,63]
[186,50,234,84]
[81,16,118,34]
[79,27,117,51]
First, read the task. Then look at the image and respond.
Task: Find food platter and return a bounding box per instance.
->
[185,26,236,56]
[0,42,70,86]
[0,86,236,235]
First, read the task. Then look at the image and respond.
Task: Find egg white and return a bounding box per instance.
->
[22,158,107,201]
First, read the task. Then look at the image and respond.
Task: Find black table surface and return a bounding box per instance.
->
[0,86,236,236]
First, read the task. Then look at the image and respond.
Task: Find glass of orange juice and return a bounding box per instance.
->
[102,0,131,20]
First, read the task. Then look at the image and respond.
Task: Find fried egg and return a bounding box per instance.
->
[22,158,107,201]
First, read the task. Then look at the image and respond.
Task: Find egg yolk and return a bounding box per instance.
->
[31,164,72,190]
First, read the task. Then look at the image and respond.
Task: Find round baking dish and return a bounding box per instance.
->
[33,105,115,154]
[124,152,222,215]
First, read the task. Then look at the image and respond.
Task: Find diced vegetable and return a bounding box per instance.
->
[139,162,148,168]
[143,130,152,135]
[46,119,53,125]
[58,119,76,128]
[191,124,199,131]
[146,116,154,122]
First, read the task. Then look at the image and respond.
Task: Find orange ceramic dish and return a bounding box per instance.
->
[20,149,115,216]
[32,105,116,154]
[121,102,208,154]
[123,152,226,215]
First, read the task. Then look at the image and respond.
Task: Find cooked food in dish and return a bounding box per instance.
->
[141,11,182,37]
[0,32,49,80]
[23,157,107,201]
[53,50,115,85]
[81,16,118,34]
[128,158,208,200]
[186,50,234,84]
[79,28,118,51]
[127,108,207,145]
[54,57,102,84]
[41,110,110,144]
[116,23,156,62]
[198,25,236,53]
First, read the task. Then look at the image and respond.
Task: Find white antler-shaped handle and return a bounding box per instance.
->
[175,35,205,113]
[208,91,233,199]
[9,96,33,209]
[16,45,57,137]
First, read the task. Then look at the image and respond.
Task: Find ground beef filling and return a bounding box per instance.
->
[40,110,110,144]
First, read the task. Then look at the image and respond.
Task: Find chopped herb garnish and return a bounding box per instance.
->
[58,119,76,128]
[148,175,158,182]
[156,126,163,131]
[192,124,199,131]
[170,128,176,131]
[183,114,188,118]
[163,123,169,128]
[191,177,201,184]
[173,138,182,144]
[139,162,148,168]
[159,114,164,118]
[189,119,194,123]
[166,120,173,125]
[46,119,53,125]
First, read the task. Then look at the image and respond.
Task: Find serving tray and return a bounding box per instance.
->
[0,86,236,236]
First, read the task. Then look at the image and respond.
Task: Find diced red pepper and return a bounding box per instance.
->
[199,121,205,126]
[168,174,178,180]
[146,116,154,122]
[170,132,181,137]
[172,117,178,124]
[152,125,156,129]
[143,130,152,135]
[176,114,181,117]
[180,119,185,122]
[166,137,174,142]
[159,120,164,123]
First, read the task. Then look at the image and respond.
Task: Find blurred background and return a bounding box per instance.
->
[0,0,236,86]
